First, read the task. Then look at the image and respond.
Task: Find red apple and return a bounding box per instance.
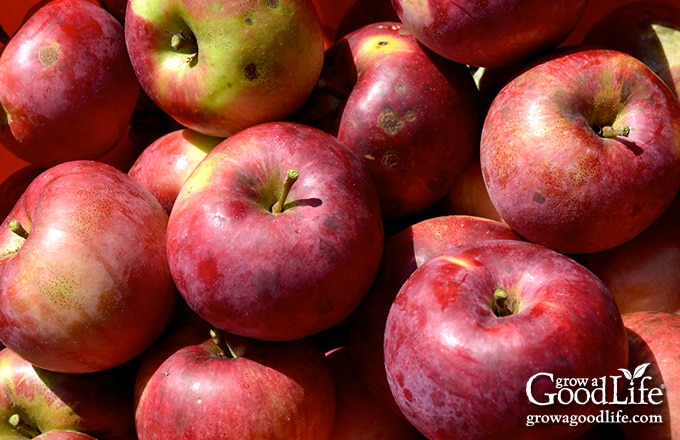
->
[384,239,629,440]
[0,160,176,373]
[619,311,680,439]
[480,47,680,254]
[33,432,98,440]
[135,331,336,439]
[326,346,424,440]
[166,121,384,341]
[124,0,324,138]
[0,347,136,439]
[391,0,588,68]
[296,21,482,220]
[128,128,223,214]
[445,155,505,223]
[0,0,140,168]
[581,1,680,98]
[582,200,680,315]
[348,215,520,416]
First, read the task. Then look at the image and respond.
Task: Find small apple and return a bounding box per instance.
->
[166,121,384,341]
[481,47,680,254]
[348,215,519,416]
[384,239,629,440]
[124,0,324,137]
[135,331,336,439]
[391,0,588,68]
[0,160,176,373]
[128,128,223,214]
[0,0,140,168]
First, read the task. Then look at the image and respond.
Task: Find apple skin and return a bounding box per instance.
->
[481,47,680,255]
[347,215,519,416]
[391,0,588,68]
[0,0,140,168]
[296,22,482,220]
[384,239,629,440]
[127,128,223,214]
[582,200,680,315]
[619,311,680,439]
[326,346,425,440]
[135,333,336,440]
[33,432,98,440]
[0,160,177,373]
[581,1,680,98]
[0,165,44,224]
[445,155,505,223]
[166,121,384,342]
[0,347,137,440]
[124,0,324,138]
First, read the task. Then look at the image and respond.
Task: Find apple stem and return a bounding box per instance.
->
[492,287,515,317]
[8,219,28,239]
[8,413,41,438]
[271,169,299,214]
[210,328,240,358]
[165,29,197,55]
[598,125,630,138]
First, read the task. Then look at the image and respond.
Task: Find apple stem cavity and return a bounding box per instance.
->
[492,287,516,317]
[271,169,299,214]
[165,29,198,56]
[8,219,29,239]
[8,413,41,438]
[598,125,630,138]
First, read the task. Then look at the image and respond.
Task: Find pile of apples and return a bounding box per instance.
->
[0,0,679,439]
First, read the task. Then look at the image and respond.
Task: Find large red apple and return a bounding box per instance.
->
[0,0,140,168]
[127,128,223,214]
[0,348,136,439]
[0,161,176,373]
[481,47,680,254]
[348,215,519,416]
[166,121,384,341]
[296,21,482,220]
[391,0,588,68]
[384,239,629,440]
[125,0,324,137]
[135,331,336,439]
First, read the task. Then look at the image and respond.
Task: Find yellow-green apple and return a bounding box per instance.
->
[127,128,223,214]
[384,239,629,440]
[124,0,324,138]
[347,215,519,416]
[0,0,140,168]
[0,160,177,373]
[480,48,680,254]
[391,0,588,68]
[295,22,482,220]
[166,121,384,341]
[620,311,680,439]
[0,347,137,440]
[134,331,336,439]
[325,346,424,440]
[582,200,680,315]
[581,1,680,98]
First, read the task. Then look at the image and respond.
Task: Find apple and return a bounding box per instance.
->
[582,200,680,315]
[0,160,177,373]
[166,121,384,342]
[325,346,424,440]
[619,311,680,439]
[480,47,680,254]
[296,21,482,220]
[384,239,629,440]
[124,0,325,138]
[0,0,140,168]
[128,128,223,214]
[135,331,336,439]
[581,0,680,98]
[33,432,98,440]
[444,155,505,223]
[348,215,520,416]
[0,347,137,440]
[391,0,588,68]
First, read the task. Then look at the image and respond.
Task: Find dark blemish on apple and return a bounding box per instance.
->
[378,108,405,135]
[245,63,258,81]
[377,40,389,47]
[244,17,253,26]
[267,0,279,8]
[396,84,406,93]
[38,46,58,67]
[533,192,546,204]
